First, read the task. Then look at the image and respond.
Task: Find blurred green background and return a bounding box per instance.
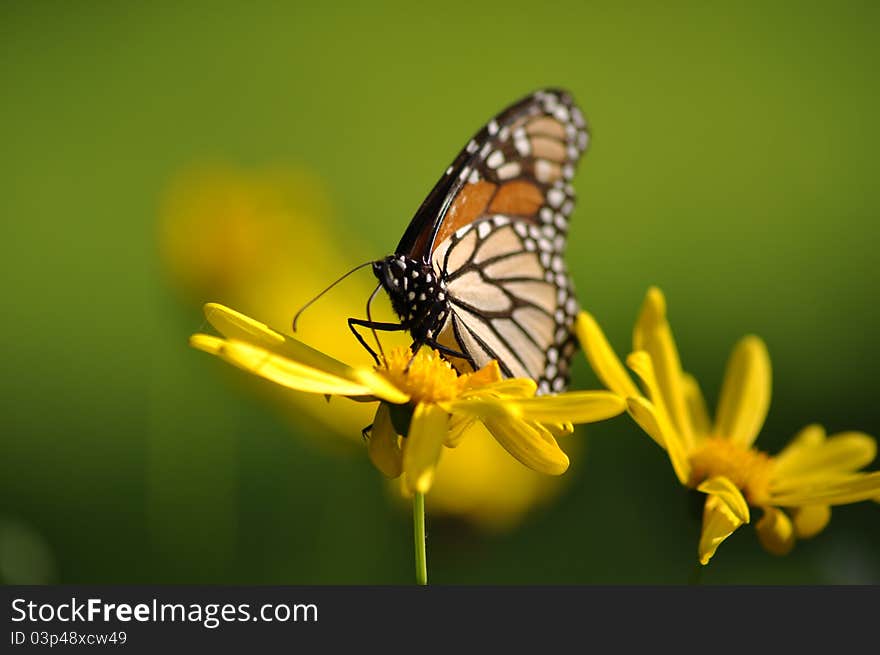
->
[1,0,878,584]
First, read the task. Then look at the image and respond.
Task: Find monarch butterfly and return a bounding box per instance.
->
[351,89,589,395]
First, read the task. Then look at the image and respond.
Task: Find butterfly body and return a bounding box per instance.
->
[361,89,590,394]
[372,255,450,344]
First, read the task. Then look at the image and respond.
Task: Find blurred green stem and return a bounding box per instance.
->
[413,492,427,585]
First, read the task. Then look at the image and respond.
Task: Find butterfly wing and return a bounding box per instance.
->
[431,213,579,394]
[399,89,589,394]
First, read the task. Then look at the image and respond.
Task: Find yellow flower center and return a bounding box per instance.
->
[688,437,773,505]
[379,347,468,404]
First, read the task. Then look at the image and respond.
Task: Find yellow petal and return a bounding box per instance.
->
[682,373,711,437]
[443,395,523,422]
[402,403,449,494]
[631,286,665,351]
[506,391,625,424]
[773,424,826,467]
[190,333,226,356]
[481,416,569,475]
[204,303,354,379]
[195,304,410,404]
[626,352,665,412]
[792,505,831,539]
[544,422,574,438]
[191,335,380,397]
[632,287,695,449]
[624,397,666,449]
[773,431,877,480]
[769,470,880,506]
[699,493,746,565]
[352,369,411,404]
[713,336,772,448]
[467,377,538,399]
[627,352,692,484]
[367,403,403,478]
[204,302,285,343]
[626,397,691,485]
[770,471,857,495]
[462,360,504,389]
[697,476,750,524]
[444,413,475,448]
[575,311,640,398]
[755,507,795,556]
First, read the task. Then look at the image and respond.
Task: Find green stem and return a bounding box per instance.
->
[413,492,427,585]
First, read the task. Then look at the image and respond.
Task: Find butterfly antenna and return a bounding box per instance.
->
[365,283,386,365]
[292,260,375,332]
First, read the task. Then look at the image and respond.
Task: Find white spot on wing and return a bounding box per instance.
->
[496,162,521,179]
[487,151,504,169]
[547,188,565,208]
[535,160,556,183]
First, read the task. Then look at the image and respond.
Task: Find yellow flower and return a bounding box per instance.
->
[160,164,588,529]
[579,287,880,565]
[191,303,625,495]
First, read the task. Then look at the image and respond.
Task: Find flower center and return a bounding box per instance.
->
[688,437,773,505]
[379,347,465,404]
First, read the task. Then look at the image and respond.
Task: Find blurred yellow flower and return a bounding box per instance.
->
[160,164,594,528]
[191,303,625,494]
[579,287,880,565]
[160,164,380,439]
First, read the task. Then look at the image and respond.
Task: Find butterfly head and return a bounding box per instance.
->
[373,255,448,338]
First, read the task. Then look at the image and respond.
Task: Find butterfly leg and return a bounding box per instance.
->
[404,340,424,372]
[421,339,469,360]
[347,317,406,366]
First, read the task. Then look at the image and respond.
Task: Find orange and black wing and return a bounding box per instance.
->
[398,89,590,394]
